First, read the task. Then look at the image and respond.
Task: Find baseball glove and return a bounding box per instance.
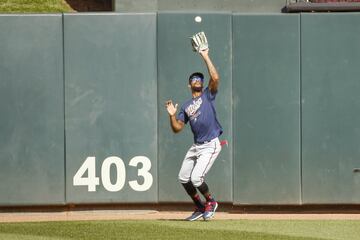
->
[191,31,209,52]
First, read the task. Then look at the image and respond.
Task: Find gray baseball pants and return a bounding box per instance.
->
[178,137,222,187]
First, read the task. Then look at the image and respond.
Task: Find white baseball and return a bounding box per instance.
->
[195,16,202,23]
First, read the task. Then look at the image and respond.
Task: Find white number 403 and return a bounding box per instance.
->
[73,156,153,192]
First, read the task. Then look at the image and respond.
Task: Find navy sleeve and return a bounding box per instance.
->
[177,106,188,124]
[205,87,217,101]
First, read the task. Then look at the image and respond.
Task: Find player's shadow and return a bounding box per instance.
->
[65,0,113,11]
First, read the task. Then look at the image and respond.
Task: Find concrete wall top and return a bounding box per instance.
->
[115,0,286,13]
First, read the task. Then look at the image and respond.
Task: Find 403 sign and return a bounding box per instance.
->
[73,156,153,192]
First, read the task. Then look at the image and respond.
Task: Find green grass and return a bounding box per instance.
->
[0,0,73,13]
[0,220,360,240]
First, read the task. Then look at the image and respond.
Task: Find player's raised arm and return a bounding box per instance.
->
[165,100,184,133]
[200,49,220,94]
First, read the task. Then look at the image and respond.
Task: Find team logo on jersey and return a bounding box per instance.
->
[186,98,202,121]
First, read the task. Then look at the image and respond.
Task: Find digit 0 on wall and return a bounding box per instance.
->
[64,13,157,204]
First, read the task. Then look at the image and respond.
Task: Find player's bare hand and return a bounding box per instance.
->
[165,100,178,117]
[199,48,209,58]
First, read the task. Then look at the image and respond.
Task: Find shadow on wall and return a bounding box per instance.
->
[65,0,113,11]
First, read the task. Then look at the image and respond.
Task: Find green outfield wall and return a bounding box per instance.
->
[233,14,301,204]
[0,13,359,206]
[301,13,360,204]
[0,14,65,206]
[64,13,157,204]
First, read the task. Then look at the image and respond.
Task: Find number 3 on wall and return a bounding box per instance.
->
[73,156,153,192]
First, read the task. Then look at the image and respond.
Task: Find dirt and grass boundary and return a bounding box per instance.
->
[1,203,360,223]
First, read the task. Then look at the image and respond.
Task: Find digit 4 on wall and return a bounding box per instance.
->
[73,156,153,192]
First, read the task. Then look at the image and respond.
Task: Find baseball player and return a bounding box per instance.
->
[165,35,222,221]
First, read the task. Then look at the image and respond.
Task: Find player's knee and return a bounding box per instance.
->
[178,173,189,184]
[190,176,203,187]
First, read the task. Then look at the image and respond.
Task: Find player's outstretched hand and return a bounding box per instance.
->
[199,48,209,56]
[165,100,178,116]
[199,48,209,60]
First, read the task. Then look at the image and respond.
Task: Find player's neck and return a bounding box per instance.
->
[192,91,202,98]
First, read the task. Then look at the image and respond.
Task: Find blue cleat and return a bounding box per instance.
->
[203,201,218,220]
[186,207,205,221]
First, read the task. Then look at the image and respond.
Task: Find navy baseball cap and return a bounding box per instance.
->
[189,72,204,84]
